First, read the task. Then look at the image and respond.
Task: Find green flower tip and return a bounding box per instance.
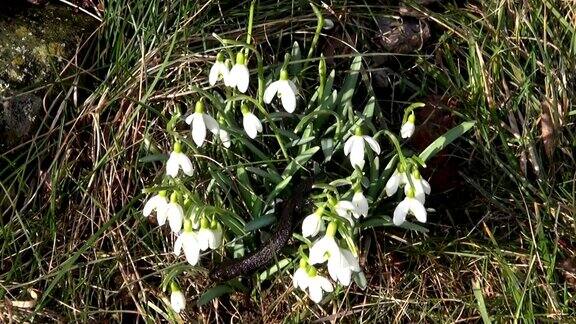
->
[240,103,250,115]
[173,141,182,153]
[412,169,421,179]
[170,281,180,292]
[354,127,363,136]
[279,69,289,81]
[184,218,193,232]
[326,221,338,237]
[200,217,209,229]
[307,265,317,277]
[315,205,325,217]
[170,192,178,203]
[210,218,219,229]
[299,258,308,269]
[236,52,245,65]
[159,190,167,197]
[216,52,225,62]
[195,100,205,113]
[407,113,416,123]
[406,187,416,198]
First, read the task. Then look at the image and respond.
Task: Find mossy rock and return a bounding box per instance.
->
[0,3,94,96]
[0,3,94,147]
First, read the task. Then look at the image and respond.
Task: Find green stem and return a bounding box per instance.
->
[304,3,324,72]
[246,1,256,46]
[384,130,407,169]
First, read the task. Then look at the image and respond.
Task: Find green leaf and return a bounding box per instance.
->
[197,285,235,306]
[244,213,276,232]
[419,121,476,162]
[361,216,429,233]
[362,96,376,120]
[290,41,302,76]
[281,146,320,179]
[473,279,492,324]
[258,258,292,282]
[138,154,167,163]
[337,56,362,114]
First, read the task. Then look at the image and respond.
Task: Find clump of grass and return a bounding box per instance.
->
[1,0,575,322]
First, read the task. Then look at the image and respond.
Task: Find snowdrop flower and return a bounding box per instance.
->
[185,100,219,147]
[197,218,223,251]
[302,206,325,237]
[209,52,229,86]
[241,104,262,139]
[174,219,201,266]
[264,68,298,113]
[309,222,341,265]
[225,52,250,93]
[352,189,369,218]
[393,188,427,226]
[385,167,409,197]
[334,200,357,225]
[294,263,334,304]
[166,193,184,233]
[327,247,360,286]
[218,129,231,148]
[166,142,193,177]
[170,282,186,313]
[293,259,310,290]
[401,113,416,138]
[404,170,431,204]
[343,127,381,169]
[143,190,169,225]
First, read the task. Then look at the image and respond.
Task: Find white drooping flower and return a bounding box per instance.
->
[197,218,223,251]
[174,219,201,266]
[166,142,193,177]
[334,200,357,226]
[404,170,431,204]
[225,52,250,93]
[308,222,341,266]
[166,193,184,233]
[218,128,231,148]
[352,189,369,218]
[400,113,416,139]
[327,247,360,286]
[343,128,381,169]
[385,168,409,197]
[209,52,229,86]
[302,206,325,238]
[143,191,169,225]
[264,69,298,113]
[170,282,186,313]
[241,104,263,139]
[185,100,220,147]
[393,188,427,226]
[309,223,360,286]
[294,266,334,304]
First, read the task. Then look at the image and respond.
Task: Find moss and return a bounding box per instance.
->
[0,4,95,96]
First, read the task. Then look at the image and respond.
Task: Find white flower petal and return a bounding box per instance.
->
[209,62,220,86]
[352,191,369,218]
[219,129,231,148]
[166,153,180,177]
[182,232,200,265]
[175,153,193,176]
[203,114,219,135]
[393,199,410,226]
[264,81,280,104]
[385,171,400,196]
[362,136,381,155]
[185,114,194,125]
[408,198,427,223]
[349,136,366,169]
[167,203,184,233]
[341,249,361,272]
[293,268,308,289]
[421,179,431,194]
[308,281,324,303]
[309,236,338,264]
[231,64,250,93]
[170,291,186,313]
[317,276,334,293]
[401,122,415,138]
[143,195,162,217]
[302,213,322,237]
[343,136,354,156]
[197,229,211,251]
[278,80,297,113]
[243,113,262,139]
[191,113,206,147]
[174,235,183,256]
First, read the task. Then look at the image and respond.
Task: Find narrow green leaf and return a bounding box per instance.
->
[258,258,292,282]
[244,213,276,232]
[337,56,362,114]
[419,121,476,162]
[197,285,235,306]
[473,279,492,324]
